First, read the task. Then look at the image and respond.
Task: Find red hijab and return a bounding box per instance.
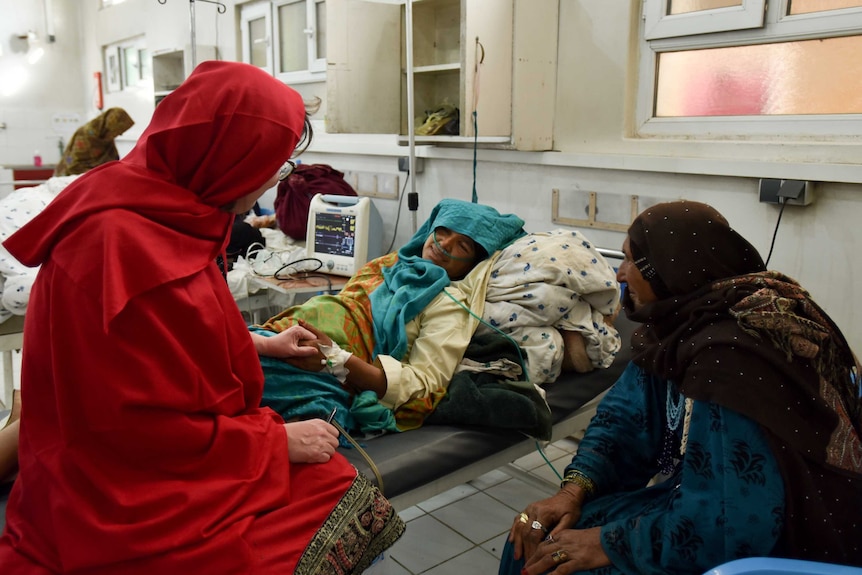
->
[5,61,305,329]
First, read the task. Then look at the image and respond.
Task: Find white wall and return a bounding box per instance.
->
[1,0,859,351]
[0,0,87,167]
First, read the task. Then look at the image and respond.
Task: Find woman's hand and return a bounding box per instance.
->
[295,319,333,346]
[522,527,610,575]
[508,485,585,561]
[283,419,339,463]
[252,324,318,359]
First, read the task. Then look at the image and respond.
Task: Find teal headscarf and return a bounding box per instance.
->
[370,199,526,360]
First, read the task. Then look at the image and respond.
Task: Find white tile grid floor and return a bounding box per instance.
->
[371,437,582,575]
[1,351,583,575]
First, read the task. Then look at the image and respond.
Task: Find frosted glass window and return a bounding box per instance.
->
[655,35,862,116]
[249,17,268,68]
[788,0,862,14]
[316,0,326,59]
[139,49,151,82]
[669,0,741,15]
[278,2,308,73]
[122,46,139,87]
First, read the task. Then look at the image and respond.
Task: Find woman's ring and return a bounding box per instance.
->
[518,512,528,524]
[551,550,569,564]
[531,520,547,533]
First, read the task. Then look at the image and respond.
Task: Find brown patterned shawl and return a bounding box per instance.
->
[624,200,862,562]
[54,107,134,176]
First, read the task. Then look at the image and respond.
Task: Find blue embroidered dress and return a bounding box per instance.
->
[500,361,785,575]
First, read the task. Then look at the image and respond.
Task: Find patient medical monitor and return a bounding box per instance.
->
[306,194,383,277]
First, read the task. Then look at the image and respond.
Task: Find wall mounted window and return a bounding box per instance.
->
[240,0,326,84]
[103,36,151,93]
[637,0,862,139]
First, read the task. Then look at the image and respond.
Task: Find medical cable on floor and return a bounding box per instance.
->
[327,412,385,493]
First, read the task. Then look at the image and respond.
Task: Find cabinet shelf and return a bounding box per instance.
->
[397,135,511,145]
[151,45,217,106]
[412,63,460,74]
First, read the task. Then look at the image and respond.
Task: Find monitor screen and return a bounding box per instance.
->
[313,212,357,258]
[305,193,383,277]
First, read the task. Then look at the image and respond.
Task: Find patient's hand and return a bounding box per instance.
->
[284,419,339,463]
[284,338,327,372]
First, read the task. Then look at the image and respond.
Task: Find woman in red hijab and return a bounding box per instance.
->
[0,61,404,574]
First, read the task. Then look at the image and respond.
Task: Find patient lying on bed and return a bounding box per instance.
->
[253,199,525,435]
[252,200,620,439]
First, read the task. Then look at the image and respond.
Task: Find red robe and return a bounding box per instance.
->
[0,61,400,573]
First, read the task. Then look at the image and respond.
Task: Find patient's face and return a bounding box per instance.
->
[617,237,658,310]
[225,170,280,214]
[422,227,478,279]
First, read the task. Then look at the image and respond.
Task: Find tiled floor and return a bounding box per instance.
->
[1,348,584,575]
[371,438,581,575]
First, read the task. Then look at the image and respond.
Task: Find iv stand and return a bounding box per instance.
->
[157,0,225,68]
[405,0,418,234]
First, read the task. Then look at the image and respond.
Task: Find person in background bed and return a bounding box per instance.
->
[0,61,404,575]
[53,107,135,176]
[255,198,527,434]
[499,200,862,574]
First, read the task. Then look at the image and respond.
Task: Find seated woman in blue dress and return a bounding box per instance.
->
[500,200,862,574]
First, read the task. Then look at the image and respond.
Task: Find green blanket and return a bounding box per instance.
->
[425,332,553,440]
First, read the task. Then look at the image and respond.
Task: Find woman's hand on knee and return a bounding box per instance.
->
[283,419,339,463]
[508,490,582,562]
[522,527,610,575]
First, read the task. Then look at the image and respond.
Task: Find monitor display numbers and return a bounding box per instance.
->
[313,212,357,257]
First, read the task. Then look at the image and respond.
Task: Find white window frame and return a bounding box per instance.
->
[241,0,327,84]
[644,0,766,40]
[241,1,274,75]
[103,36,149,93]
[120,38,150,89]
[636,0,862,140]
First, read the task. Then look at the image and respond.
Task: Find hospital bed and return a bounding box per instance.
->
[1,241,631,535]
[0,310,634,534]
[337,310,635,510]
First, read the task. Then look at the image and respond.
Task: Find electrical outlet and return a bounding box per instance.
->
[758,178,815,206]
[397,156,424,173]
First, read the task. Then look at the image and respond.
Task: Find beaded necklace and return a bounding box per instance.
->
[657,381,692,476]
